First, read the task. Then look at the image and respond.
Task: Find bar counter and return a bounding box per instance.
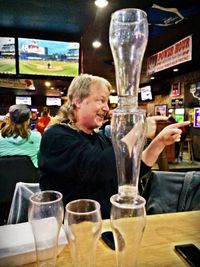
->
[20,210,200,267]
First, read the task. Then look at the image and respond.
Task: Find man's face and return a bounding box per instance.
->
[75,82,110,132]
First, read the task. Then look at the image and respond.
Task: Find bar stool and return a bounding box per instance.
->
[179,137,194,162]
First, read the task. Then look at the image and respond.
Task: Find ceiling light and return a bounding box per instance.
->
[94,0,108,8]
[150,76,155,80]
[173,68,179,72]
[92,40,101,48]
[45,81,51,87]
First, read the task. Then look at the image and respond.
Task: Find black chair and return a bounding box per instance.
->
[0,156,39,225]
[141,171,200,215]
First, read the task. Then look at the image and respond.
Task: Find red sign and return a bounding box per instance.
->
[147,35,192,75]
[0,78,35,90]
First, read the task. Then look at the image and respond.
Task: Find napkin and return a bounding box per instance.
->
[0,221,67,267]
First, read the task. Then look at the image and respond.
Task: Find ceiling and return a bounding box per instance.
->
[0,0,200,96]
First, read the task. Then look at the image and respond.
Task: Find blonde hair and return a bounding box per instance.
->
[51,74,112,124]
[1,118,30,139]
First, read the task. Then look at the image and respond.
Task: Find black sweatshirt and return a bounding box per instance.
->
[39,123,151,218]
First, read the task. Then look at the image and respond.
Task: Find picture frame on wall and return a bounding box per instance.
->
[171,82,181,96]
[154,104,168,116]
[171,98,184,108]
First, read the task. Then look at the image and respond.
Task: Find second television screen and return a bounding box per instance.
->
[0,37,16,74]
[18,38,80,77]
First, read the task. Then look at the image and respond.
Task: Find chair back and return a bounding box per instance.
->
[142,170,200,214]
[0,156,39,224]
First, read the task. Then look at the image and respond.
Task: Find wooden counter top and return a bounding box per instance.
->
[20,211,200,267]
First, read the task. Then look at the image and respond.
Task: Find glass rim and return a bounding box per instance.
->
[111,8,147,20]
[29,190,63,204]
[110,194,146,209]
[65,198,101,215]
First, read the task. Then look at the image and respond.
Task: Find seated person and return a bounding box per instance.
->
[36,107,51,135]
[99,110,112,138]
[39,74,189,218]
[0,104,41,168]
[30,111,38,131]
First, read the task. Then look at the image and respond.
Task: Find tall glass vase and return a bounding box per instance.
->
[109,8,148,197]
[109,8,148,267]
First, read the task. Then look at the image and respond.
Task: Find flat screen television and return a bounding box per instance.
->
[18,38,80,77]
[0,37,16,74]
[46,97,61,106]
[16,96,32,105]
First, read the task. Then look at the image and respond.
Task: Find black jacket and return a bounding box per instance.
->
[39,123,150,218]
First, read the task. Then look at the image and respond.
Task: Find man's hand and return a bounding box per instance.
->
[142,121,190,167]
[155,121,190,146]
[146,116,168,139]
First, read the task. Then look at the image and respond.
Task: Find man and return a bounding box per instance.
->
[39,74,189,218]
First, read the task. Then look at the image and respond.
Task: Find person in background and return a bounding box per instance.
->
[36,107,51,135]
[99,109,112,138]
[47,104,69,127]
[39,74,190,218]
[30,110,38,131]
[0,116,4,129]
[0,113,9,129]
[0,104,41,168]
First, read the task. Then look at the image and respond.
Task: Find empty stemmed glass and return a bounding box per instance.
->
[64,199,102,267]
[28,190,64,267]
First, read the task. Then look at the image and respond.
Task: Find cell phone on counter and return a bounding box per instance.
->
[174,243,200,267]
[101,231,115,250]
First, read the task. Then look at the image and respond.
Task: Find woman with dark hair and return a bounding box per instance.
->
[0,104,41,168]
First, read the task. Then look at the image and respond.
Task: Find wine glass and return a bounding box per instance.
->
[64,199,102,267]
[28,190,64,267]
[110,194,146,267]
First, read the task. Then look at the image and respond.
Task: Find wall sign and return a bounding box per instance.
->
[147,35,192,75]
[0,78,35,90]
[194,108,200,128]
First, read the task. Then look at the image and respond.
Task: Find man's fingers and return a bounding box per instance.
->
[166,121,190,129]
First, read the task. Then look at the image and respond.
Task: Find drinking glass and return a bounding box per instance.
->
[109,8,148,197]
[64,199,102,267]
[109,8,148,267]
[28,190,64,267]
[109,8,148,99]
[110,194,146,267]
